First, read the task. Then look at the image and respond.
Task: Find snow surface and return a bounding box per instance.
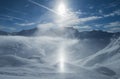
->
[81,37,120,78]
[0,35,120,79]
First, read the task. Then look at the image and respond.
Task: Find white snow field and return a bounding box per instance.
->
[0,35,119,79]
[81,37,120,78]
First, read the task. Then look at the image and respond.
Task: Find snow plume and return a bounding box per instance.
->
[81,37,120,67]
[0,35,118,78]
[0,36,79,67]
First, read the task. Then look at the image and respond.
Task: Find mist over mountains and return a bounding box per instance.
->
[0,26,120,38]
[0,26,120,79]
[0,27,120,55]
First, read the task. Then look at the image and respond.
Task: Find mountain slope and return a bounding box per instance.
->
[80,37,120,78]
[82,37,120,66]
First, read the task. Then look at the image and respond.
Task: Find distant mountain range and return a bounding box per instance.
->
[0,28,38,36]
[0,27,120,38]
[0,27,119,56]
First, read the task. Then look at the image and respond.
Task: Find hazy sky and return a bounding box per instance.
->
[0,0,120,32]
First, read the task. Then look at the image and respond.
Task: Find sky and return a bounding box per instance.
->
[0,0,120,32]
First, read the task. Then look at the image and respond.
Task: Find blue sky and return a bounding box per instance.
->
[0,0,120,32]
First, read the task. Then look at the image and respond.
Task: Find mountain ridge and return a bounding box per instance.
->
[0,27,120,38]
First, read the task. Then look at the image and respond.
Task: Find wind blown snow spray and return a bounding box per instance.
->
[57,42,67,73]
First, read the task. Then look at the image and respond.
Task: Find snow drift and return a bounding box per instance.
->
[82,37,120,66]
[81,37,120,78]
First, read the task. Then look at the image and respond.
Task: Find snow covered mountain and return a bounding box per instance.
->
[81,37,120,78]
[0,27,120,58]
[82,37,120,66]
[0,27,120,79]
[0,35,112,79]
[0,27,120,38]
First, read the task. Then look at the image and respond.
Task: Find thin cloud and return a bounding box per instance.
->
[75,25,91,29]
[100,21,120,32]
[1,15,28,22]
[0,25,17,31]
[15,22,36,26]
[78,27,92,32]
[107,27,120,32]
[89,6,94,9]
[104,10,120,17]
[98,10,103,14]
[105,21,120,28]
[5,8,27,15]
[104,0,120,9]
[79,16,102,23]
[28,0,58,15]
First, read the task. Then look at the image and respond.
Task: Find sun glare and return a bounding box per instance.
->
[57,2,66,16]
[57,44,66,73]
[59,53,65,72]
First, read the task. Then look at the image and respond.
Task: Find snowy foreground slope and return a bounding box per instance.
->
[0,36,119,79]
[82,37,120,78]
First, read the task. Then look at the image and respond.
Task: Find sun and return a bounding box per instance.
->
[57,2,66,16]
